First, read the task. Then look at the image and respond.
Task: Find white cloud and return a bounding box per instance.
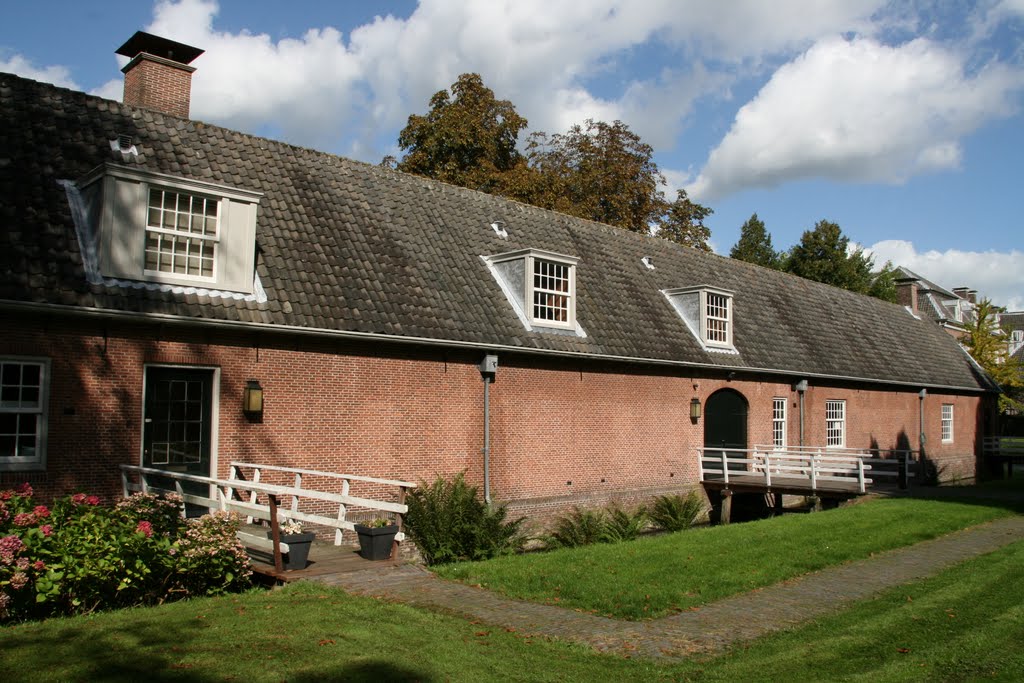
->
[60,0,888,159]
[688,36,1024,201]
[866,239,1024,311]
[0,54,79,90]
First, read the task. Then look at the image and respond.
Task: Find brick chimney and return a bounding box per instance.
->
[116,31,203,118]
[896,278,918,313]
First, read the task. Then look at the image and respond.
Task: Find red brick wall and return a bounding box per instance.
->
[1,312,987,512]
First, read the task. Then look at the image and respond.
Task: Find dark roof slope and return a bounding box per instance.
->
[0,73,992,391]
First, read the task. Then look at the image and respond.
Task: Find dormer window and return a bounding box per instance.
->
[663,285,737,353]
[483,249,583,334]
[76,164,261,294]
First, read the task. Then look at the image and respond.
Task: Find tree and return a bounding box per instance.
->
[392,73,528,194]
[389,76,716,248]
[730,213,779,268]
[867,260,898,303]
[784,220,878,295]
[656,189,712,251]
[963,300,1024,414]
[523,119,666,234]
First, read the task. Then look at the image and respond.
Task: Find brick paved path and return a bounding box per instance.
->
[316,516,1024,660]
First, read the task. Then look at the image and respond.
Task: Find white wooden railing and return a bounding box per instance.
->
[120,463,415,570]
[226,462,416,545]
[983,437,1024,458]
[699,447,917,493]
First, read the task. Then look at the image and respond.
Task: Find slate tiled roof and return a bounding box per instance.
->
[0,73,993,392]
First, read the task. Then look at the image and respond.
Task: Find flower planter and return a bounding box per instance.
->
[268,531,316,570]
[354,524,399,561]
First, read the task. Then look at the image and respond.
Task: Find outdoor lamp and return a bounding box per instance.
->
[690,397,702,420]
[243,380,264,419]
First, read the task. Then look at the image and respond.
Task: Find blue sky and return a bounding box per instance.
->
[3,0,1022,308]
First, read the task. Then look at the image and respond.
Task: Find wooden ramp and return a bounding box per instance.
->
[701,472,870,497]
[247,537,400,583]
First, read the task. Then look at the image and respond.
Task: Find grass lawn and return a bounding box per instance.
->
[435,497,1017,619]
[2,539,1023,682]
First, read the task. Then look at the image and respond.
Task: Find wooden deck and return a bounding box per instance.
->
[247,537,400,583]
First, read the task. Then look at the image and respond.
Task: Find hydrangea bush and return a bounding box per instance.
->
[0,484,252,623]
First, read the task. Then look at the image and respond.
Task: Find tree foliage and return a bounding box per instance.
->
[867,260,899,303]
[730,213,779,268]
[656,189,713,251]
[784,220,895,301]
[389,75,714,247]
[392,73,528,194]
[963,300,1024,414]
[523,119,666,234]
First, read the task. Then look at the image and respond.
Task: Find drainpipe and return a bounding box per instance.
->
[479,355,499,505]
[794,380,808,447]
[918,388,927,451]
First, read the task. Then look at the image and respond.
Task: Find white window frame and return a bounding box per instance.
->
[772,397,787,450]
[486,249,579,331]
[704,290,732,347]
[528,255,576,329]
[0,357,50,471]
[826,399,846,448]
[144,186,220,282]
[941,404,954,443]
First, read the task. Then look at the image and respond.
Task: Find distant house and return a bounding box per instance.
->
[894,266,982,339]
[0,33,998,513]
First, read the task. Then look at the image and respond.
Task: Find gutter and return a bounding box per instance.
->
[0,298,995,395]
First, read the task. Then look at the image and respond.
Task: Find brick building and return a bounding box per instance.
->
[0,33,998,516]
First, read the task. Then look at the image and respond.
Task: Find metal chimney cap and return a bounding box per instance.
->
[116,31,204,65]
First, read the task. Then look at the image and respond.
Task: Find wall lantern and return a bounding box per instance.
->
[243,380,264,420]
[690,397,702,420]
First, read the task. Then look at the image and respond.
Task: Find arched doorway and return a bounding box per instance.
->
[704,389,748,469]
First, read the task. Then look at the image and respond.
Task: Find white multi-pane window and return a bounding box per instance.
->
[772,397,787,449]
[706,292,731,345]
[532,258,572,325]
[826,399,846,447]
[941,404,954,442]
[0,358,49,470]
[145,188,219,279]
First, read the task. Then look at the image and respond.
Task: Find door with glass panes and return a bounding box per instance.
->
[142,367,213,514]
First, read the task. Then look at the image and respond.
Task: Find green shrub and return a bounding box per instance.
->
[602,503,648,543]
[404,473,524,566]
[649,490,706,532]
[546,506,608,548]
[0,484,251,623]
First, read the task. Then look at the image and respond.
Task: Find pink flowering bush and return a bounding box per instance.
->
[0,485,251,623]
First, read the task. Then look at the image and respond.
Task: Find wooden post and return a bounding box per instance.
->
[774,491,784,516]
[268,493,284,573]
[857,458,865,494]
[721,450,729,485]
[720,488,732,525]
[808,495,822,513]
[763,452,772,488]
[898,452,908,490]
[391,486,408,560]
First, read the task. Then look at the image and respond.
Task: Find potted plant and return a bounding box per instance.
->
[354,517,399,561]
[268,518,316,570]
